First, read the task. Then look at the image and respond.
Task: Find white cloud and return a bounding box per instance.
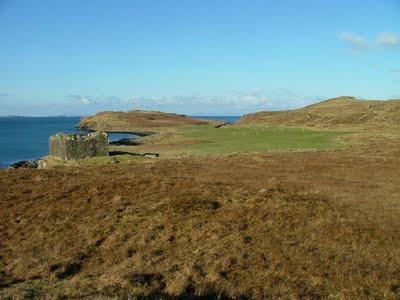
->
[338,32,368,52]
[377,32,400,47]
[230,91,269,106]
[80,97,93,104]
[68,94,98,105]
[338,31,400,52]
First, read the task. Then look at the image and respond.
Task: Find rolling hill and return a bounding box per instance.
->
[77,110,218,134]
[237,96,400,130]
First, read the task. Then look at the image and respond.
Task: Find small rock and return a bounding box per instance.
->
[143,153,160,158]
[110,158,119,164]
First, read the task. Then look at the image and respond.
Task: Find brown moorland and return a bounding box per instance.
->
[1,138,400,298]
[237,96,400,131]
[77,110,219,134]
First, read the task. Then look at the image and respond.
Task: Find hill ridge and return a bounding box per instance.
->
[238,96,400,130]
[77,110,218,133]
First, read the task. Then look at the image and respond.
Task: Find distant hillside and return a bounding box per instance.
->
[238,96,400,130]
[78,110,218,134]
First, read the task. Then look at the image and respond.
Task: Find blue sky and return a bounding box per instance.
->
[0,0,399,116]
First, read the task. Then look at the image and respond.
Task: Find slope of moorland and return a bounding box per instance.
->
[237,96,400,130]
[2,97,400,298]
[77,110,218,134]
[1,138,400,298]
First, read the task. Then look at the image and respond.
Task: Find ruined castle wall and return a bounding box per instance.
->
[49,135,68,160]
[49,132,109,160]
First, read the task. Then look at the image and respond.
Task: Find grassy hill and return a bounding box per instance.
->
[77,110,218,134]
[237,96,400,130]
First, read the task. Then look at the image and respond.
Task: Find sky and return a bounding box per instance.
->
[0,0,399,116]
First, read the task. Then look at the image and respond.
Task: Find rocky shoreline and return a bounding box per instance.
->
[77,125,156,137]
[9,159,41,169]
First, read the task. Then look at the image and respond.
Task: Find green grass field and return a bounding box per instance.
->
[179,126,349,154]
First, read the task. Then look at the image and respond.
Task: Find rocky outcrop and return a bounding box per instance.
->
[109,151,159,158]
[214,122,232,128]
[109,138,141,146]
[9,159,40,169]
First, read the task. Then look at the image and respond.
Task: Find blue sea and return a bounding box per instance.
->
[194,116,240,123]
[0,116,239,168]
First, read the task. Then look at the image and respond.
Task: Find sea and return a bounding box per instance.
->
[0,116,240,168]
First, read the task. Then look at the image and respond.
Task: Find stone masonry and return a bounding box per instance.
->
[49,132,109,160]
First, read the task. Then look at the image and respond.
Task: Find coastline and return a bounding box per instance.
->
[0,116,240,168]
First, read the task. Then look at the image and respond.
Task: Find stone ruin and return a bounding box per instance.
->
[49,132,109,161]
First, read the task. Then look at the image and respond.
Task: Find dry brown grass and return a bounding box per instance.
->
[238,96,400,131]
[1,138,400,299]
[78,110,219,134]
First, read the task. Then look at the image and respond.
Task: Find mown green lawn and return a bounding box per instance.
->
[179,126,349,154]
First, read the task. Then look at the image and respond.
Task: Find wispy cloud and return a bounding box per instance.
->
[389,68,400,73]
[338,32,369,53]
[0,93,9,97]
[68,94,98,105]
[338,31,400,53]
[377,32,400,47]
[66,89,321,115]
